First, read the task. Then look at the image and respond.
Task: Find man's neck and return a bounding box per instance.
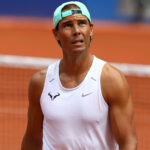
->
[60,53,94,76]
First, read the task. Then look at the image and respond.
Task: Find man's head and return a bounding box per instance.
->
[53,1,92,30]
[52,1,93,52]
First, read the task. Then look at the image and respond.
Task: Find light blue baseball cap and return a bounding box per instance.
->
[53,1,91,29]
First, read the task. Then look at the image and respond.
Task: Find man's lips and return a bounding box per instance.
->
[72,39,84,45]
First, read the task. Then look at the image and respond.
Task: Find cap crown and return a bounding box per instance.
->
[53,1,91,28]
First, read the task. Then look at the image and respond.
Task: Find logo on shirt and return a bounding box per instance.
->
[48,92,60,100]
[90,77,96,81]
[49,78,55,83]
[81,92,93,97]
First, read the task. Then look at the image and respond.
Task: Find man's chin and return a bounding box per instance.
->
[71,48,86,54]
[71,46,87,53]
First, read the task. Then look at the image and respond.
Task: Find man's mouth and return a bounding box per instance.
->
[72,39,84,45]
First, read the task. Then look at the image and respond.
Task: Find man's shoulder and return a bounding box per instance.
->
[29,68,48,93]
[102,63,125,83]
[30,60,58,86]
[28,68,48,103]
[101,63,129,103]
[30,68,48,85]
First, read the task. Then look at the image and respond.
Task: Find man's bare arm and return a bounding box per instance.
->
[101,64,137,150]
[21,70,46,150]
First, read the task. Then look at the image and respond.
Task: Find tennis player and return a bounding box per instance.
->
[21,1,137,150]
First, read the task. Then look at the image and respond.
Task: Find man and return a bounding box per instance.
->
[21,1,137,150]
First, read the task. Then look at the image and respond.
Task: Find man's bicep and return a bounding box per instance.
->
[26,97,43,138]
[101,64,137,149]
[21,103,43,150]
[107,71,137,148]
[21,73,44,150]
[26,73,44,138]
[109,94,136,145]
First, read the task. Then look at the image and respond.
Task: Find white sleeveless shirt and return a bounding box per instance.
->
[40,56,119,150]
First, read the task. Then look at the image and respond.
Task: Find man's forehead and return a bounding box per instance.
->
[60,15,88,24]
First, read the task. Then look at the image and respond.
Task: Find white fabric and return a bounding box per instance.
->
[40,56,119,150]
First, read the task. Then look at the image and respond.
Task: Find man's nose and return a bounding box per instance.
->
[73,24,80,35]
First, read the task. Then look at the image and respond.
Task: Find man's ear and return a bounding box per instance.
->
[52,29,62,47]
[52,28,59,41]
[89,24,93,45]
[90,23,94,37]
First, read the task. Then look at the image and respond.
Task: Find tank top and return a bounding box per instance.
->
[40,56,119,150]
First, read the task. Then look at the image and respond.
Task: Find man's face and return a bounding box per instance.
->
[53,14,93,53]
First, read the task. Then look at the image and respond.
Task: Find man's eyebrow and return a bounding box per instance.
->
[61,20,72,25]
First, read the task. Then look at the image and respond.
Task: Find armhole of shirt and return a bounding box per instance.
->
[40,68,49,105]
[40,62,56,105]
[97,60,109,108]
[40,60,60,104]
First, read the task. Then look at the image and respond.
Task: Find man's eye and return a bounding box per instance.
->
[79,21,86,25]
[65,24,72,27]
